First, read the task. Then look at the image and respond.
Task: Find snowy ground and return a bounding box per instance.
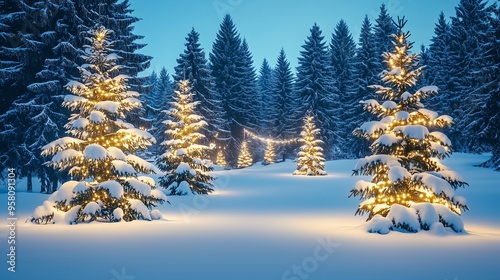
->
[0,153,499,280]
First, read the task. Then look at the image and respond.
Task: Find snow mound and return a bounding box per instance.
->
[388,166,411,182]
[126,178,152,196]
[410,202,439,230]
[112,160,136,176]
[107,147,127,161]
[89,111,106,123]
[387,204,420,232]
[33,201,56,220]
[394,125,429,140]
[112,208,124,222]
[433,204,464,232]
[72,118,89,129]
[366,215,392,234]
[150,209,162,220]
[95,101,120,114]
[83,202,100,215]
[53,205,81,225]
[129,199,151,220]
[176,162,191,174]
[54,181,79,202]
[83,144,110,160]
[172,181,192,195]
[98,180,123,198]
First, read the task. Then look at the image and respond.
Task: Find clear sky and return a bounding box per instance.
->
[128,0,461,76]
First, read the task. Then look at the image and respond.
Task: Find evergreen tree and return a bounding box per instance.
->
[352,15,379,158]
[157,80,215,195]
[174,28,219,145]
[296,23,341,159]
[330,19,357,158]
[272,48,297,160]
[216,148,228,169]
[31,26,166,224]
[238,39,260,130]
[293,113,326,176]
[237,140,252,168]
[448,0,492,152]
[350,18,468,233]
[373,4,397,75]
[262,142,276,165]
[257,58,277,136]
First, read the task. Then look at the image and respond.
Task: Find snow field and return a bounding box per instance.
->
[0,153,498,280]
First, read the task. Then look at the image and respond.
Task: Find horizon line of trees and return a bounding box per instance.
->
[0,0,498,192]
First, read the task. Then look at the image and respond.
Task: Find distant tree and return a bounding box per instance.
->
[373,4,397,75]
[237,140,253,168]
[157,80,215,195]
[293,113,326,176]
[257,59,277,136]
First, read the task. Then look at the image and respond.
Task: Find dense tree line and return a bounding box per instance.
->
[1,0,498,192]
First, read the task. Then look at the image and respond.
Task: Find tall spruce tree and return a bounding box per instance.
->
[257,58,276,136]
[448,0,491,152]
[352,15,379,158]
[174,28,219,146]
[157,80,215,195]
[330,19,357,158]
[31,26,166,224]
[272,48,298,160]
[350,18,468,233]
[296,23,341,159]
[373,4,397,75]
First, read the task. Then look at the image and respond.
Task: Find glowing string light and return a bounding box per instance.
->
[243,129,297,145]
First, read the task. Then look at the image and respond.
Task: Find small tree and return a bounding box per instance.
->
[350,18,468,234]
[294,114,327,176]
[237,140,253,168]
[157,80,215,195]
[31,26,166,224]
[262,142,276,165]
[216,147,228,169]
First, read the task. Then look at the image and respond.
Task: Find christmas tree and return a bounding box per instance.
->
[237,140,253,168]
[294,114,327,176]
[31,26,167,224]
[157,80,215,195]
[262,142,276,165]
[350,18,468,234]
[216,147,228,169]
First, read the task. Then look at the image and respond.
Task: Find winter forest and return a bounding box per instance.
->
[0,0,499,279]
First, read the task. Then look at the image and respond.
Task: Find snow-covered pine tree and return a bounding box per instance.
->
[31,26,166,224]
[257,59,277,136]
[330,19,357,158]
[351,15,379,158]
[294,113,326,176]
[273,48,298,160]
[237,140,252,169]
[262,142,276,166]
[174,28,219,147]
[216,147,228,169]
[374,4,397,75]
[209,14,243,167]
[296,23,341,159]
[350,18,468,233]
[157,80,215,195]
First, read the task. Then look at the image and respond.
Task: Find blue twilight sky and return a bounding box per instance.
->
[128,0,461,76]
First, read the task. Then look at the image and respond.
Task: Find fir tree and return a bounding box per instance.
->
[330,19,357,158]
[293,113,326,176]
[262,142,276,166]
[237,140,253,168]
[174,28,219,145]
[209,14,242,167]
[257,58,277,136]
[296,23,341,159]
[448,0,492,152]
[273,48,297,160]
[31,26,166,224]
[352,15,379,158]
[157,80,215,195]
[373,4,397,75]
[350,18,468,233]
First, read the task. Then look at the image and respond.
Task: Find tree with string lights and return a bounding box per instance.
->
[237,140,253,168]
[350,18,468,234]
[262,142,276,165]
[157,80,215,195]
[31,26,167,224]
[294,114,327,176]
